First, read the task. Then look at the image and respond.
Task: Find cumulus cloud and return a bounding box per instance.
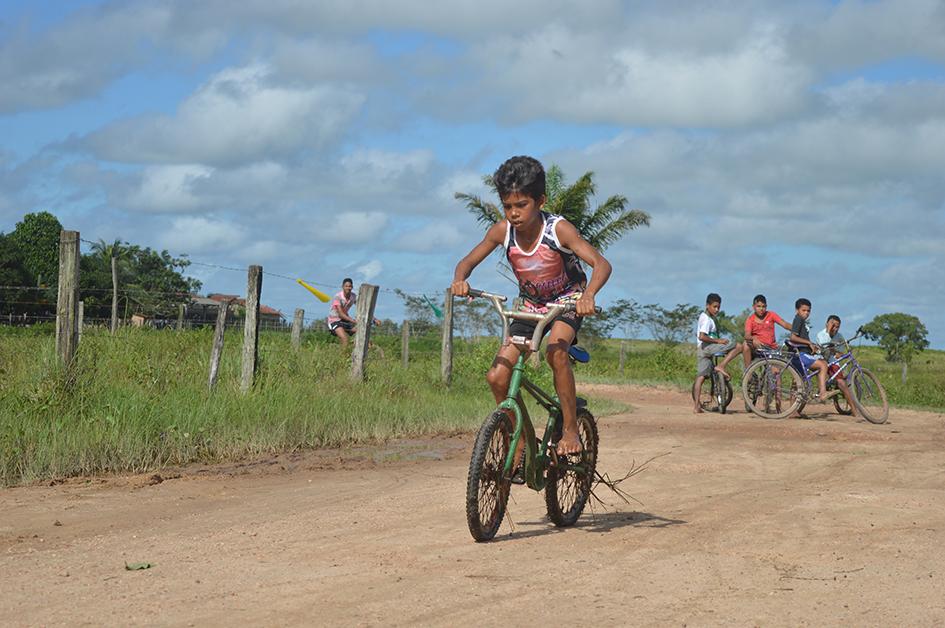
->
[84,64,365,166]
[159,216,248,252]
[123,164,214,213]
[394,222,464,252]
[314,211,388,244]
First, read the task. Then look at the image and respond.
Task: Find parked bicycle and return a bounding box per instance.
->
[697,352,733,414]
[463,289,599,542]
[742,328,888,423]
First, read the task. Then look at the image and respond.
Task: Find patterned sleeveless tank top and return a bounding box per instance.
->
[505,212,588,310]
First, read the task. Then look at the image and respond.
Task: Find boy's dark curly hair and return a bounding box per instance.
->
[493,155,546,201]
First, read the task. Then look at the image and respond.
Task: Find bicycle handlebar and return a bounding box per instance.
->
[461,287,601,352]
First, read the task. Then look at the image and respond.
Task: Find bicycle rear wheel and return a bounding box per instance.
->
[716,372,733,414]
[833,390,853,415]
[742,358,804,419]
[545,408,598,527]
[465,410,513,542]
[850,368,889,424]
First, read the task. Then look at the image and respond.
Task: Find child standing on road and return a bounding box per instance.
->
[451,155,612,458]
[693,293,743,413]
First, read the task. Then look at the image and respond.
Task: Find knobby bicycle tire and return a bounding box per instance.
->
[742,358,804,419]
[545,408,598,527]
[465,410,513,542]
[850,368,889,424]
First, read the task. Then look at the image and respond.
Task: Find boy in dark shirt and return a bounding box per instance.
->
[789,298,829,403]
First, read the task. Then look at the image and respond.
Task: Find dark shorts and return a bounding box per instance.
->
[328,320,355,336]
[508,310,582,346]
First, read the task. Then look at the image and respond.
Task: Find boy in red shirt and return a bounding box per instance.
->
[742,294,792,368]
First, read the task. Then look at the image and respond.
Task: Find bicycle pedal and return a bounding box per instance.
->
[509,466,525,485]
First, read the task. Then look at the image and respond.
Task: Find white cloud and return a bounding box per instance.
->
[124,164,213,213]
[85,64,365,166]
[159,216,247,253]
[394,223,464,252]
[314,211,388,244]
[356,259,383,282]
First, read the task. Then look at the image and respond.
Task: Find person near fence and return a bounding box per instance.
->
[327,278,380,348]
[451,155,611,462]
[327,278,357,347]
[693,292,743,414]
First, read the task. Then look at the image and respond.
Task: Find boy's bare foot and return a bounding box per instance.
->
[693,406,704,414]
[714,366,730,379]
[556,430,583,456]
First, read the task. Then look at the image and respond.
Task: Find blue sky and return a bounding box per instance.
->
[1,0,943,346]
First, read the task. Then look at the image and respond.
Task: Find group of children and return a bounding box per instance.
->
[693,292,857,416]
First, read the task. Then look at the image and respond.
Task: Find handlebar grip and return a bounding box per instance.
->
[466,288,484,298]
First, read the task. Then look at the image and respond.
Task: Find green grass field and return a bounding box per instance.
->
[1,326,941,486]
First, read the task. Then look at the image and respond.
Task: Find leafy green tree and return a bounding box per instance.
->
[862,313,929,383]
[0,232,34,316]
[643,303,701,345]
[393,289,439,336]
[8,211,63,286]
[455,164,649,251]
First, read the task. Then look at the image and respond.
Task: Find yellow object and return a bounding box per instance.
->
[297,278,331,303]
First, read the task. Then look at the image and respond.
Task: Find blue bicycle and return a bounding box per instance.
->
[742,328,888,423]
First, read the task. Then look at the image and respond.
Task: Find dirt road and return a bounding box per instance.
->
[2,384,944,626]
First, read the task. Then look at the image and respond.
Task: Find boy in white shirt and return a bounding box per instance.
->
[693,293,743,413]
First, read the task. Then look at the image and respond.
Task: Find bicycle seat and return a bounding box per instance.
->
[711,352,727,358]
[568,345,590,363]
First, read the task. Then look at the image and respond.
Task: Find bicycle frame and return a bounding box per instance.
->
[786,331,868,396]
[467,288,590,492]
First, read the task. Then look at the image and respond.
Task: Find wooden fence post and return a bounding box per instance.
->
[110,255,119,334]
[619,340,627,375]
[55,230,80,369]
[177,303,185,330]
[441,287,454,386]
[240,265,263,393]
[78,301,84,342]
[350,283,379,382]
[291,308,304,349]
[208,299,231,390]
[401,319,410,368]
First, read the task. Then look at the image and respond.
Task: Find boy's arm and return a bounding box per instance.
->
[555,220,612,316]
[698,332,725,344]
[451,222,506,297]
[789,331,818,351]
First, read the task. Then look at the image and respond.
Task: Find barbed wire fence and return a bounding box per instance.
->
[1,229,504,389]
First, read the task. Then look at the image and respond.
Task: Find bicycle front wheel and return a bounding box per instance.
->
[716,372,733,414]
[545,408,599,527]
[851,368,889,424]
[742,358,804,419]
[465,410,513,542]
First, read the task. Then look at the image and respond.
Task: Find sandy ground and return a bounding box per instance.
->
[2,384,944,627]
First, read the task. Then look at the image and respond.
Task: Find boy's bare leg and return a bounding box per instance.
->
[813,360,829,400]
[715,342,743,378]
[335,327,350,348]
[742,341,754,369]
[486,342,525,463]
[835,375,859,417]
[545,322,581,456]
[692,375,706,413]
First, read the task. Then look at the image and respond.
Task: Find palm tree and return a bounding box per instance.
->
[91,238,127,334]
[454,164,649,251]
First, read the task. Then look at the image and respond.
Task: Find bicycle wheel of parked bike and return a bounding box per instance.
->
[465,410,513,542]
[742,358,804,419]
[545,408,598,527]
[833,390,853,415]
[699,375,733,413]
[850,368,889,424]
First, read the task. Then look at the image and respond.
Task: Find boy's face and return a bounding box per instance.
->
[826,318,840,335]
[706,301,721,316]
[753,301,767,317]
[342,281,353,297]
[796,304,811,320]
[500,191,545,229]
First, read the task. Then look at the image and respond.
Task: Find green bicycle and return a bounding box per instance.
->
[463,289,599,542]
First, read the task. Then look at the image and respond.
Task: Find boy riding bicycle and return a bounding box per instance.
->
[693,293,743,413]
[816,314,858,417]
[451,155,612,458]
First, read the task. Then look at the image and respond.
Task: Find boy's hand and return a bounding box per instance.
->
[576,293,596,316]
[451,280,469,297]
